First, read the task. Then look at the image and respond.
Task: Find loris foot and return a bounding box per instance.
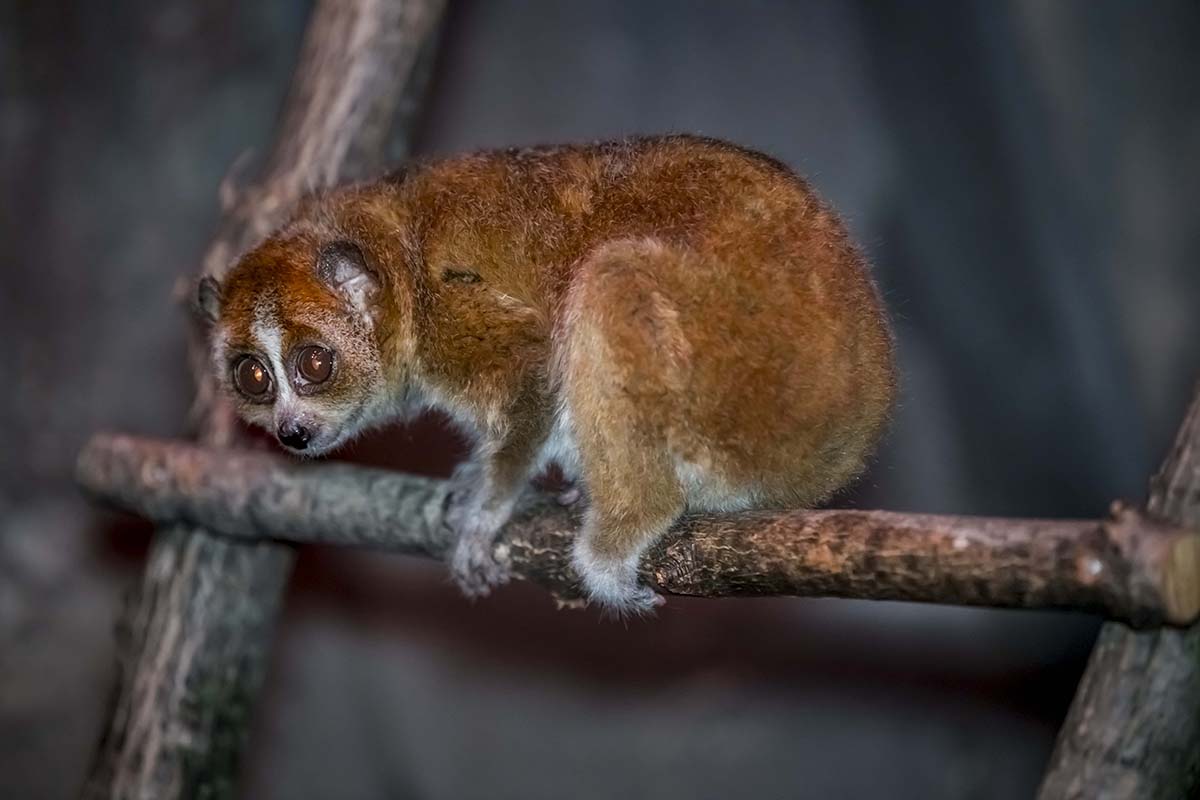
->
[449,518,510,597]
[444,462,513,598]
[571,536,664,617]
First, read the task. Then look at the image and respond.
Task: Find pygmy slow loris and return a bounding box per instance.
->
[198,135,896,614]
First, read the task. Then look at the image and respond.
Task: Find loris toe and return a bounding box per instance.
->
[556,485,583,506]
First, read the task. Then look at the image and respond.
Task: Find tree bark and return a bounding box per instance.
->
[77,433,1200,628]
[1038,384,1200,800]
[81,2,446,799]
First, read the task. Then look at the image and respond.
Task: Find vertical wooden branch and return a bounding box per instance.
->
[82,2,446,799]
[1038,384,1200,799]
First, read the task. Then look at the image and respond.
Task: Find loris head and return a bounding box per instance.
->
[198,232,392,456]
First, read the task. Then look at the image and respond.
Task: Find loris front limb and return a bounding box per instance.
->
[444,380,553,597]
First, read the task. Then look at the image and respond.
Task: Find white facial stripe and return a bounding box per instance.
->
[210,329,230,380]
[251,303,292,404]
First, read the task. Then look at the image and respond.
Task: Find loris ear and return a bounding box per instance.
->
[316,241,379,321]
[196,276,222,324]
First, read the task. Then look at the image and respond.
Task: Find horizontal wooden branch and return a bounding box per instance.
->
[77,433,1200,627]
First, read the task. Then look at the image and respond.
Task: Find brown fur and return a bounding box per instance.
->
[206,134,896,613]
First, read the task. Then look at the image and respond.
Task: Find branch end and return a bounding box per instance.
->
[1163,533,1200,625]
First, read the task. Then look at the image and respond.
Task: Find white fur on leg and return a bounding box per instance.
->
[571,534,664,616]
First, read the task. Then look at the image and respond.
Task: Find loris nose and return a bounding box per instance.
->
[277,421,310,450]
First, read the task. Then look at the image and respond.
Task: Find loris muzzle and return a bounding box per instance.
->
[199,135,896,615]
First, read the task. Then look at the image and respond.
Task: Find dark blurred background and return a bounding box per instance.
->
[3,1,1199,798]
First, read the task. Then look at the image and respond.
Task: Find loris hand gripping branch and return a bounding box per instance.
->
[199,135,896,614]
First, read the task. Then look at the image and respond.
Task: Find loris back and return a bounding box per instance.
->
[204,134,896,614]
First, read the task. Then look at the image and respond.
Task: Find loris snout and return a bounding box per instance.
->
[199,135,896,614]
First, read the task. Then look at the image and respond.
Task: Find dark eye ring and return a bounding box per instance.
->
[234,356,272,399]
[297,345,334,384]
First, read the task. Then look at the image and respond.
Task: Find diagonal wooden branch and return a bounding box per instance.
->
[1038,383,1200,800]
[81,2,447,800]
[193,0,446,447]
[76,433,1200,628]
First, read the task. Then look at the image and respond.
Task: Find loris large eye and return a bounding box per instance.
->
[297,345,334,384]
[234,356,272,399]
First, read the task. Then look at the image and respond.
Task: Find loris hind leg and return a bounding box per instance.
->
[562,239,690,615]
[570,445,683,615]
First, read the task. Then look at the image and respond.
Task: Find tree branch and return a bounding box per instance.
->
[1038,383,1200,800]
[77,433,1200,628]
[81,2,446,799]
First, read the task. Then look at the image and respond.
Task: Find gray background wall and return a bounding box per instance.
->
[3,1,1198,798]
